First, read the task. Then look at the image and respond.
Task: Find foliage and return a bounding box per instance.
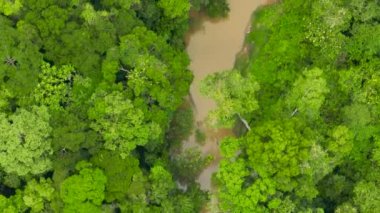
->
[0,0,210,211]
[170,148,212,184]
[60,161,107,213]
[0,0,22,16]
[353,181,380,213]
[0,16,42,102]
[0,106,52,176]
[88,90,161,158]
[201,70,259,127]
[205,0,380,211]
[91,150,145,202]
[23,178,54,212]
[166,102,194,145]
[34,63,75,110]
[286,68,330,119]
[7,0,380,211]
[148,165,175,205]
[0,193,25,213]
[191,0,229,18]
[158,0,190,19]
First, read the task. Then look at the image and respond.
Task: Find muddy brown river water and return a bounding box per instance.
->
[185,0,269,191]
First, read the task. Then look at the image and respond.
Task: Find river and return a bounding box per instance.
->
[185,0,269,191]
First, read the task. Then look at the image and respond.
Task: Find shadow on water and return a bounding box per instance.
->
[185,10,229,47]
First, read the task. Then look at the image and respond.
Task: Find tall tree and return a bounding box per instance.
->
[0,106,52,176]
[148,165,175,205]
[0,16,42,102]
[0,0,22,16]
[201,70,260,127]
[91,150,145,202]
[59,161,107,213]
[158,0,190,19]
[88,90,161,158]
[286,68,329,119]
[22,178,55,212]
[34,63,74,110]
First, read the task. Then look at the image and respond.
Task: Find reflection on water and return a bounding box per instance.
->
[185,0,267,191]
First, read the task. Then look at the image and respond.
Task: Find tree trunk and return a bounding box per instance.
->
[188,92,197,112]
[237,113,251,131]
[291,108,298,117]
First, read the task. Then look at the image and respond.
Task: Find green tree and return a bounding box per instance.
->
[148,165,175,205]
[190,0,229,18]
[0,16,42,101]
[88,90,161,158]
[372,136,380,165]
[100,0,140,10]
[216,119,337,212]
[245,120,313,193]
[0,106,52,176]
[118,26,192,112]
[158,0,190,19]
[34,63,74,110]
[212,0,380,211]
[349,0,380,23]
[327,126,353,164]
[0,193,25,213]
[286,68,329,119]
[201,70,260,127]
[60,161,107,213]
[80,3,109,26]
[23,178,54,212]
[353,181,380,213]
[166,103,194,145]
[335,202,358,213]
[0,0,211,211]
[305,0,351,63]
[22,5,69,38]
[0,0,22,16]
[50,110,97,152]
[91,150,146,202]
[0,85,12,112]
[170,148,212,184]
[347,24,380,61]
[216,157,253,212]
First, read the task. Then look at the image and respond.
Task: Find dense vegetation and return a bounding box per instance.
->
[201,0,380,212]
[0,0,229,212]
[2,0,380,212]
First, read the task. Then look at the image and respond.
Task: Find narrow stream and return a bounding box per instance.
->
[185,0,268,191]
